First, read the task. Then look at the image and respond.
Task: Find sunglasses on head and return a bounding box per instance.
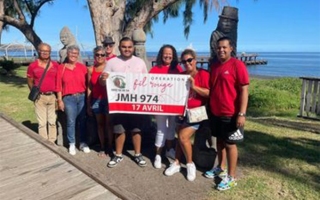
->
[103,44,114,47]
[181,58,194,64]
[95,53,106,57]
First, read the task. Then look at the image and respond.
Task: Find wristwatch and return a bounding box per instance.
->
[238,112,246,117]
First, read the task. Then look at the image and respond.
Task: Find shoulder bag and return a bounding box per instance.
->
[28,60,51,102]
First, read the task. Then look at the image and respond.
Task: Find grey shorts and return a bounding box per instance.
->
[112,114,145,134]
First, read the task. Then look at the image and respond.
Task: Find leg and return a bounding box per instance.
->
[76,94,87,144]
[95,113,105,150]
[106,114,113,152]
[178,126,196,164]
[217,137,227,170]
[132,131,142,155]
[154,115,167,155]
[35,95,48,140]
[226,143,238,178]
[63,96,77,145]
[166,116,177,149]
[114,132,125,155]
[47,94,57,143]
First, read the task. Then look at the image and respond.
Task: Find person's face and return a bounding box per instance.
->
[119,40,134,59]
[181,54,196,73]
[67,49,79,63]
[162,47,173,66]
[60,34,69,46]
[94,50,106,65]
[104,43,114,55]
[217,39,233,62]
[38,45,51,60]
[218,18,236,33]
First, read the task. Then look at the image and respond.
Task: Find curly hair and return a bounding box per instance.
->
[155,44,179,72]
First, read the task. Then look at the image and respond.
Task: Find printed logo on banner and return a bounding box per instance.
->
[111,75,126,89]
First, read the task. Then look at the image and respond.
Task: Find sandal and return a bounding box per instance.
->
[98,151,107,158]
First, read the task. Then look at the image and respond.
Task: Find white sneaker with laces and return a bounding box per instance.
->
[80,143,90,153]
[166,148,176,159]
[164,162,181,176]
[69,144,76,155]
[154,155,162,169]
[186,162,196,181]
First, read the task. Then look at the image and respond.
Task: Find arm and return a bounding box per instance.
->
[27,77,34,90]
[237,84,249,127]
[86,67,93,116]
[189,76,209,97]
[56,65,64,111]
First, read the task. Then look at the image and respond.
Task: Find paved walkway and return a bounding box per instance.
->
[0,113,215,200]
[0,113,120,200]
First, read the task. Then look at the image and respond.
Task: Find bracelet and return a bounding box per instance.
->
[238,112,246,117]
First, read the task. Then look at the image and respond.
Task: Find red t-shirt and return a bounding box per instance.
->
[209,57,249,116]
[90,67,107,99]
[182,69,210,109]
[56,62,87,96]
[149,64,183,74]
[26,60,59,92]
[106,54,117,61]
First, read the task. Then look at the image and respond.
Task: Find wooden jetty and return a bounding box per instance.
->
[5,53,267,67]
[236,53,268,65]
[0,113,121,200]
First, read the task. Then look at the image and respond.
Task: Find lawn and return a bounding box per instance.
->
[0,66,319,199]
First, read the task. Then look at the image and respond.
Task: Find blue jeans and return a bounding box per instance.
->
[63,93,87,144]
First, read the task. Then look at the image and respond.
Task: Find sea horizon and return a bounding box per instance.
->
[1,50,319,78]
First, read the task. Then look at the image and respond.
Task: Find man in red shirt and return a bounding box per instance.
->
[208,37,249,191]
[27,43,59,143]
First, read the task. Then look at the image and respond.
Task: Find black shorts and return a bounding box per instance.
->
[209,114,244,144]
[112,114,145,133]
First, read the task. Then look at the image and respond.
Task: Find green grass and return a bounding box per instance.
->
[248,77,302,118]
[0,66,36,127]
[1,67,319,200]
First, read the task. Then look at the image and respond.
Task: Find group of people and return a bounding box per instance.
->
[27,36,249,191]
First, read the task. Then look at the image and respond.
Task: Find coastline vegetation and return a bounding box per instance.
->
[0,66,319,199]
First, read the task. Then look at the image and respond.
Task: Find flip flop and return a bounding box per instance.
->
[98,151,107,158]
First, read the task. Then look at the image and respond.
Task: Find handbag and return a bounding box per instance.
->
[28,60,51,102]
[28,86,41,101]
[186,105,208,123]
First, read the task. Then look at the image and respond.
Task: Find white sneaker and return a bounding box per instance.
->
[166,148,176,159]
[186,162,196,181]
[164,162,181,176]
[154,155,162,169]
[80,143,90,153]
[69,144,76,155]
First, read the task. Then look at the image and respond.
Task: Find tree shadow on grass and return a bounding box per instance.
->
[239,129,320,191]
[0,74,27,88]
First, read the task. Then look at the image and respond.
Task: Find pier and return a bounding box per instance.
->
[237,53,268,65]
[2,53,267,68]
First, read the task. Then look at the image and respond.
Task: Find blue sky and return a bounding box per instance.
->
[2,0,320,52]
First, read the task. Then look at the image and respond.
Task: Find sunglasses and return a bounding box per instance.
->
[181,58,194,64]
[103,44,114,48]
[95,53,106,57]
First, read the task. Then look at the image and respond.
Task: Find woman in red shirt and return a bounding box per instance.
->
[56,45,90,156]
[164,49,210,181]
[149,45,183,169]
[87,46,113,157]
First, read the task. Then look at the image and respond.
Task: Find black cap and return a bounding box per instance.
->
[102,36,115,45]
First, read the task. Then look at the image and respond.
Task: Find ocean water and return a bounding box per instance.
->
[2,50,319,78]
[149,51,320,78]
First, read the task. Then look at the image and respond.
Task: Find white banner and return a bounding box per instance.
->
[106,72,190,115]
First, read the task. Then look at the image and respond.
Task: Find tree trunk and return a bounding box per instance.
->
[0,0,4,45]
